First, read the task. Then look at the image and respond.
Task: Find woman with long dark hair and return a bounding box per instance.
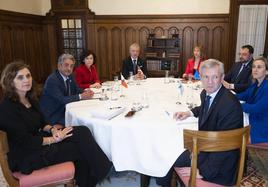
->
[0,61,112,187]
[236,57,268,143]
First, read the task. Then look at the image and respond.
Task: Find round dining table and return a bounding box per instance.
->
[65,78,202,177]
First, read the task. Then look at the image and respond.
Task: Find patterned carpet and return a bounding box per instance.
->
[241,159,268,187]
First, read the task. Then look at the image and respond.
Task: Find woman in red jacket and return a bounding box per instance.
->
[182,45,205,80]
[74,50,101,89]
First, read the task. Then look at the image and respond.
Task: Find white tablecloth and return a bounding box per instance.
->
[65,78,201,177]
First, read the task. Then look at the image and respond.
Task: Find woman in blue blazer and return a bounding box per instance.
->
[236,57,268,143]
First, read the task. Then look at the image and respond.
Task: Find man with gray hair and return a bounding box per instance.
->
[157,59,243,186]
[122,42,148,79]
[40,54,93,127]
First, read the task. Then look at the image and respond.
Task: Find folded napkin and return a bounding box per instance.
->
[176,116,198,125]
[88,88,101,94]
[90,106,126,120]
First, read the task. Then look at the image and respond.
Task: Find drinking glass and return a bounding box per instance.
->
[128,71,134,85]
[113,76,120,91]
[132,98,142,111]
[114,75,119,82]
[141,92,149,108]
[176,80,184,105]
[164,70,169,84]
[111,85,119,101]
[100,88,108,101]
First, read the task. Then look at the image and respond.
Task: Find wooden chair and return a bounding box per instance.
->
[172,126,250,187]
[0,130,75,187]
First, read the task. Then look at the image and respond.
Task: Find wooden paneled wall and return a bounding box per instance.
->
[0,10,230,84]
[90,14,229,80]
[0,10,52,83]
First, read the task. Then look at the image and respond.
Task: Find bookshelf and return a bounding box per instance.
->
[145,34,180,77]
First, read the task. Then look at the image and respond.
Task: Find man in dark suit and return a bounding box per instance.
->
[157,59,243,187]
[122,43,148,80]
[223,45,254,93]
[40,54,93,126]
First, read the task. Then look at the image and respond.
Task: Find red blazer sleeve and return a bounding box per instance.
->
[74,66,90,89]
[91,65,101,84]
[74,65,101,89]
[184,58,194,75]
[184,58,205,75]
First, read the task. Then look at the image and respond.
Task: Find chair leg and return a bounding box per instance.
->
[140,174,150,187]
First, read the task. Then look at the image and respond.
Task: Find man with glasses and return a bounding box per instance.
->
[40,54,93,127]
[222,45,254,93]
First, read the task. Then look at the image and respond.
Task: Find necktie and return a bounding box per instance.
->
[66,79,70,96]
[201,95,211,124]
[133,60,137,74]
[236,63,246,79]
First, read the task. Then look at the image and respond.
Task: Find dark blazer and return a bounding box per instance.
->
[224,59,253,93]
[40,70,83,126]
[121,56,148,79]
[190,86,243,186]
[236,79,268,143]
[0,98,47,174]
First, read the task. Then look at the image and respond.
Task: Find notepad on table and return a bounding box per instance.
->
[90,106,126,120]
[176,116,198,125]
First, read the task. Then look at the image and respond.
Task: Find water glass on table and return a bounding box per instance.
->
[128,71,134,85]
[132,98,142,111]
[176,80,184,105]
[141,92,149,108]
[164,70,169,84]
[100,88,108,101]
[111,86,119,101]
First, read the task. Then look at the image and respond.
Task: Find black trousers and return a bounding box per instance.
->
[156,150,191,187]
[41,126,112,187]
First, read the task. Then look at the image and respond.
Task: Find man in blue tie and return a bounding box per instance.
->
[223,45,254,93]
[156,59,243,187]
[121,43,148,80]
[40,54,94,127]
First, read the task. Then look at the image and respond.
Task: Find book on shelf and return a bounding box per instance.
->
[147,39,153,47]
[168,52,180,58]
[146,60,161,71]
[145,52,158,57]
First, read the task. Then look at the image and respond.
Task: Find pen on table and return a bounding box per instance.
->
[109,106,122,110]
[165,110,170,117]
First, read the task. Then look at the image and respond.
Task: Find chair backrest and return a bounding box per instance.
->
[0,130,19,187]
[183,126,250,187]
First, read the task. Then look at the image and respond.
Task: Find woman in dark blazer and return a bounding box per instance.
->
[236,57,268,143]
[0,61,112,187]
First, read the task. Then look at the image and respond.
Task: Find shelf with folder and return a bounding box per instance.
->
[145,34,181,77]
[146,46,180,49]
